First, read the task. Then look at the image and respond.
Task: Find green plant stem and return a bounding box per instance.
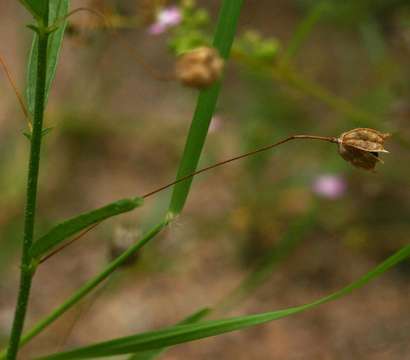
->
[235,53,410,148]
[232,51,379,126]
[282,2,328,62]
[0,220,168,358]
[6,30,49,360]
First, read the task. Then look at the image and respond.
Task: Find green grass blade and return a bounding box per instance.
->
[30,197,143,259]
[19,0,48,22]
[37,244,410,359]
[26,0,70,115]
[128,308,211,360]
[168,0,244,215]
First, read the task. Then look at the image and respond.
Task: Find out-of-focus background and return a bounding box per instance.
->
[1,0,410,359]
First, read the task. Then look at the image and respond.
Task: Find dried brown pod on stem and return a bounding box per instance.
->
[176,46,225,89]
[41,129,389,262]
[337,128,390,170]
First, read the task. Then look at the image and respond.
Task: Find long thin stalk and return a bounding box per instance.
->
[6,30,49,360]
[143,135,337,199]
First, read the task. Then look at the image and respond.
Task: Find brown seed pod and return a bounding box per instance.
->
[337,128,390,170]
[175,46,225,89]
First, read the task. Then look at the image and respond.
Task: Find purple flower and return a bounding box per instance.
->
[312,174,347,199]
[148,6,182,35]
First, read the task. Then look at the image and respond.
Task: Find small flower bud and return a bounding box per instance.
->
[337,128,390,170]
[175,46,224,89]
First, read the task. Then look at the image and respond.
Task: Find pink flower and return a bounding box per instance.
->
[148,6,182,35]
[312,174,347,199]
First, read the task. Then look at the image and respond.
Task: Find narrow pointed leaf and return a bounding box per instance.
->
[128,308,211,360]
[31,197,144,259]
[19,0,48,21]
[37,244,410,359]
[27,0,70,115]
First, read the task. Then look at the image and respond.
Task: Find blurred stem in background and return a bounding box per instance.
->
[216,207,318,314]
[282,1,329,63]
[233,48,410,149]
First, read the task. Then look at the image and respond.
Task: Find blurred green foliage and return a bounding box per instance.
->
[295,0,410,26]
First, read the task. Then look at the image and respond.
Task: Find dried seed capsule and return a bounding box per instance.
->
[337,128,390,170]
[175,46,224,89]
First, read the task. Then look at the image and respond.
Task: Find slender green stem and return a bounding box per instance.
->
[6,30,49,360]
[282,1,327,62]
[0,220,168,357]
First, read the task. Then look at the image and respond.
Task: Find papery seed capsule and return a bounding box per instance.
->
[337,128,390,171]
[175,46,224,89]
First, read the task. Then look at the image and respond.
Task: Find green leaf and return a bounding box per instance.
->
[30,197,144,259]
[19,0,48,21]
[26,0,70,115]
[168,0,244,215]
[37,244,410,359]
[128,308,211,360]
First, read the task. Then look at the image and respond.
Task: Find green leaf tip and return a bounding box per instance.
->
[19,0,48,21]
[30,197,144,259]
[132,197,144,207]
